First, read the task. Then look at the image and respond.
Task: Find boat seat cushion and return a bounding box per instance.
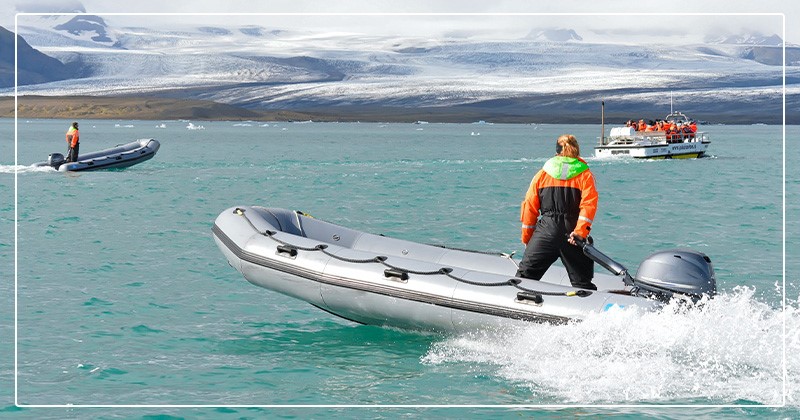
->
[252,207,304,236]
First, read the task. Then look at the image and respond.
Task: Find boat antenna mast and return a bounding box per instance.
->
[600,100,605,145]
[670,91,673,114]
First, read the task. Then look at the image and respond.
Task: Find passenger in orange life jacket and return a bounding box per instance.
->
[645,120,657,131]
[637,119,646,131]
[689,121,698,133]
[666,121,679,141]
[65,121,80,162]
[680,123,694,138]
[664,124,674,141]
[516,134,599,290]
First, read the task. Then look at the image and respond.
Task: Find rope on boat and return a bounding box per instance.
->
[233,207,592,299]
[427,243,516,259]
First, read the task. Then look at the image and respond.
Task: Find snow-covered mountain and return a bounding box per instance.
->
[526,28,583,42]
[5,11,797,122]
[705,32,784,46]
[0,26,74,86]
[53,15,118,46]
[14,0,85,14]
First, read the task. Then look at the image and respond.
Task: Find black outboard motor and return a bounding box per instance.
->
[575,237,716,303]
[47,153,66,170]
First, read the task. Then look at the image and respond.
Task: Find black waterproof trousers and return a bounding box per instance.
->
[66,143,79,162]
[515,216,596,290]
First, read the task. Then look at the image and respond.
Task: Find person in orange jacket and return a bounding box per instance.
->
[65,121,80,162]
[680,123,694,139]
[516,134,599,290]
[668,121,677,132]
[665,121,678,142]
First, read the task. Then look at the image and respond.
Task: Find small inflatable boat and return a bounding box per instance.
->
[213,206,717,332]
[34,138,160,171]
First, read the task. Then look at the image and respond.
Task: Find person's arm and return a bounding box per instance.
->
[71,130,79,147]
[520,172,542,244]
[573,170,598,239]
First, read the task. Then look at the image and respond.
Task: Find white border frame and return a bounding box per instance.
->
[13,11,787,410]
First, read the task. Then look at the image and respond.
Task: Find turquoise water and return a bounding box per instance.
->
[1,119,798,417]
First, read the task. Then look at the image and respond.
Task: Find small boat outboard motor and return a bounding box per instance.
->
[634,249,716,301]
[576,237,716,302]
[47,153,66,170]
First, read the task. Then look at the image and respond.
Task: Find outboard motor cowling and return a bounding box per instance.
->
[47,153,66,169]
[634,249,716,301]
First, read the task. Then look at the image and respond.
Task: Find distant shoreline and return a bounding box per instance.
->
[0,94,791,124]
[0,95,319,122]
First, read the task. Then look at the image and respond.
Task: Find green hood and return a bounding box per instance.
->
[542,156,588,180]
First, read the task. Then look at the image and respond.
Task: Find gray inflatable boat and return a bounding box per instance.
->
[213,206,717,333]
[34,138,160,172]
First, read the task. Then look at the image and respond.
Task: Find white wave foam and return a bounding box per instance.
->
[423,286,797,405]
[0,165,56,174]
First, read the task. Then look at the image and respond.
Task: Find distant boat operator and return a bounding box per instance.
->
[65,121,80,162]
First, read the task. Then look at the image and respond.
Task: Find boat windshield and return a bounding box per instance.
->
[665,112,690,124]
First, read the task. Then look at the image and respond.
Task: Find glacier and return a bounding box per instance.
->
[5,13,797,122]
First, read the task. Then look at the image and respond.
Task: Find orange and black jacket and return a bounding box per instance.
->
[66,127,79,147]
[520,156,598,244]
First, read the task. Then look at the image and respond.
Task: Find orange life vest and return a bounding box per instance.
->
[520,157,598,244]
[66,127,79,147]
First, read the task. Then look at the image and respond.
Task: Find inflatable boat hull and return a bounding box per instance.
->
[213,206,663,333]
[34,138,160,172]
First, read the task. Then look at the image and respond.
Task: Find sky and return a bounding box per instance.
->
[5,0,798,45]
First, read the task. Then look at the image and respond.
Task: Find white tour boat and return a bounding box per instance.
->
[594,111,711,159]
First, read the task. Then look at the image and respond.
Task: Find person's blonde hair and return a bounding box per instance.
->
[557,134,581,158]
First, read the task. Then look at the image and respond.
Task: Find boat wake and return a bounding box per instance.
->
[423,286,797,406]
[0,164,56,174]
